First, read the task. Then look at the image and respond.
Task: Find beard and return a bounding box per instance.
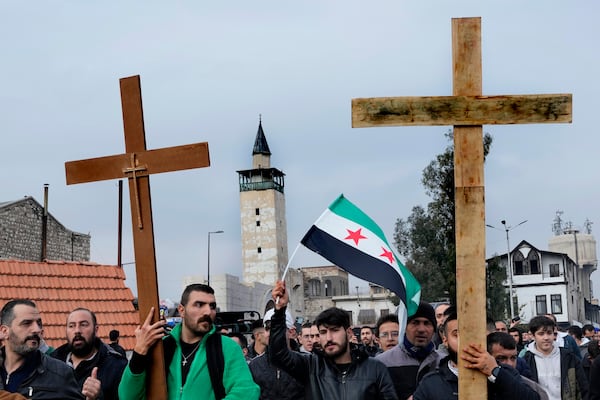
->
[323,335,349,360]
[69,334,95,357]
[184,314,214,337]
[9,331,40,356]
[447,345,458,364]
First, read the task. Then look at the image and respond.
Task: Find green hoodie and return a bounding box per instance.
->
[118,323,259,400]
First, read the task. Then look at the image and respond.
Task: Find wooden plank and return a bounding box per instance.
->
[352,94,572,127]
[452,17,486,400]
[65,142,210,184]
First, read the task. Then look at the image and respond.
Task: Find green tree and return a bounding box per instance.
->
[486,255,509,320]
[394,130,494,305]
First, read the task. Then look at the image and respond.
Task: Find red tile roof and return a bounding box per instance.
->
[0,259,139,351]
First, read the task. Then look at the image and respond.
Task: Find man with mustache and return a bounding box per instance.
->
[52,308,127,400]
[270,281,397,399]
[118,283,259,399]
[0,299,83,399]
[376,302,440,400]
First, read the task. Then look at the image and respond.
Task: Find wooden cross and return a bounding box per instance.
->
[351,17,571,399]
[65,75,211,399]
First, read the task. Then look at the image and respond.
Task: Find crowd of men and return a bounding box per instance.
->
[2,282,600,399]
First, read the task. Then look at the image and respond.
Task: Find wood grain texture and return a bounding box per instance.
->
[452,17,487,400]
[65,143,210,184]
[352,94,572,127]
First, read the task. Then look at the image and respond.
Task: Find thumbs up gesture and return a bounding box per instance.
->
[83,367,101,400]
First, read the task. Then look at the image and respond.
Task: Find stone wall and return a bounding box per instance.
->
[0,197,90,261]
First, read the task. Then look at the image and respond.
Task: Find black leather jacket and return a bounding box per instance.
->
[249,347,304,400]
[268,307,398,400]
[52,338,127,400]
[0,349,83,399]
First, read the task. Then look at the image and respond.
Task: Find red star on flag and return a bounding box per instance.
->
[380,248,395,264]
[344,228,367,246]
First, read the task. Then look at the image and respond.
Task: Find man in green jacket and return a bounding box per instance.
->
[118,284,259,400]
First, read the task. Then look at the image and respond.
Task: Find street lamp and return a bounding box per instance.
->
[207,230,224,286]
[486,219,527,319]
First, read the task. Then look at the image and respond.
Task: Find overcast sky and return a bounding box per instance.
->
[2,1,598,301]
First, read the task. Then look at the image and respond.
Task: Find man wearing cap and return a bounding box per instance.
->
[270,281,397,399]
[376,302,440,400]
[248,319,269,360]
[249,308,304,400]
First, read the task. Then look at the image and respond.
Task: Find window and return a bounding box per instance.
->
[255,208,260,215]
[256,221,260,227]
[549,264,560,277]
[324,280,331,297]
[536,295,547,315]
[551,294,562,314]
[308,279,321,296]
[381,309,389,317]
[257,247,262,253]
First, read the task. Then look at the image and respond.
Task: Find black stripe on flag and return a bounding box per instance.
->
[301,226,407,306]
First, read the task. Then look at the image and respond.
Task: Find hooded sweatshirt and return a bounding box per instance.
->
[526,341,561,400]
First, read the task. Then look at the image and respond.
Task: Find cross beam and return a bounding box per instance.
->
[65,75,211,399]
[351,17,571,400]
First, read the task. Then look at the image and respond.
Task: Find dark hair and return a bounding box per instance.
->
[180,283,214,306]
[441,309,457,335]
[529,315,556,334]
[583,324,595,335]
[228,332,248,349]
[109,329,120,341]
[361,326,374,333]
[70,308,97,327]
[588,340,600,360]
[376,314,399,333]
[314,307,350,330]
[487,331,517,353]
[508,327,523,344]
[568,325,583,340]
[301,322,312,330]
[1,299,37,326]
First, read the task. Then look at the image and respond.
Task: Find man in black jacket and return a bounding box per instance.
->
[413,310,540,400]
[0,299,83,399]
[249,309,304,400]
[270,281,397,400]
[52,308,126,400]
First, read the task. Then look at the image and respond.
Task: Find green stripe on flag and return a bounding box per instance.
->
[328,195,387,243]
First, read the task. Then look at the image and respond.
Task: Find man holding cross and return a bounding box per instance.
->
[118,283,259,400]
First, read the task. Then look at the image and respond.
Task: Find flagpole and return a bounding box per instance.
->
[276,242,302,304]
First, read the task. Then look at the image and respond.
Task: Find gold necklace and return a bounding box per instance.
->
[181,341,201,367]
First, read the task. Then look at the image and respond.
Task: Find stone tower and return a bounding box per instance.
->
[237,119,288,286]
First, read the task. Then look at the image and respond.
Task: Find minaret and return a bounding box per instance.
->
[237,118,288,285]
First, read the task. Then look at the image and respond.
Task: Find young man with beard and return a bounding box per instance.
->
[376,302,440,400]
[270,281,397,400]
[0,300,83,399]
[413,310,540,400]
[118,283,259,400]
[360,326,381,356]
[52,308,127,400]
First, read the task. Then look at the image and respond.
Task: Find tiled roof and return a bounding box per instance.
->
[0,259,139,351]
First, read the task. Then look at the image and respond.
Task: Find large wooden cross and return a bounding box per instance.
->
[65,75,211,399]
[352,17,571,399]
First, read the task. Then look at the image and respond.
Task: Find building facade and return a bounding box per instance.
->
[0,197,90,262]
[488,239,597,325]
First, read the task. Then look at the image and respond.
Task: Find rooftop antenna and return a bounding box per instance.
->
[552,210,564,236]
[584,219,593,234]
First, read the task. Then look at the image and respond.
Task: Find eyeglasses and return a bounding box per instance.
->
[379,331,400,339]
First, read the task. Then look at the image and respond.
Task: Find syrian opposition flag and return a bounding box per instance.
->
[301,194,421,327]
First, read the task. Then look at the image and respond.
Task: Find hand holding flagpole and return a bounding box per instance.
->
[275,242,301,305]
